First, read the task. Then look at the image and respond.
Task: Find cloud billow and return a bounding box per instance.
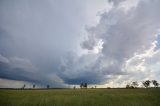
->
[60,0,160,85]
[0,54,64,87]
[1,0,160,87]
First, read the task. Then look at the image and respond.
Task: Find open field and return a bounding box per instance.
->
[0,88,160,106]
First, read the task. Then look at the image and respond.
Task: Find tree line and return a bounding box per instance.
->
[126,80,159,88]
[20,80,159,89]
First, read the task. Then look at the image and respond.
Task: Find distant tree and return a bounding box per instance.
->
[33,84,35,88]
[126,82,134,89]
[126,82,131,89]
[126,84,130,89]
[22,84,26,89]
[80,83,87,89]
[131,81,139,88]
[142,80,151,88]
[80,83,83,89]
[47,85,50,89]
[84,83,87,88]
[152,80,159,87]
[95,86,96,88]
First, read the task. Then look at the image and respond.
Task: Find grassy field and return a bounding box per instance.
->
[0,88,160,106]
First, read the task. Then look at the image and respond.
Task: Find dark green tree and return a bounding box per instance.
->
[33,84,35,88]
[47,85,50,89]
[80,83,83,89]
[131,81,139,88]
[22,84,26,89]
[84,83,87,88]
[152,80,159,87]
[142,80,151,88]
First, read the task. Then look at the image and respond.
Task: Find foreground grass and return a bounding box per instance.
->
[0,88,160,106]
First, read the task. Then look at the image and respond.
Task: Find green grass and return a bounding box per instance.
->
[0,88,160,106]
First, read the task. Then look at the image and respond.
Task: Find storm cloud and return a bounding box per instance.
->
[0,54,64,87]
[61,0,160,85]
[0,0,160,88]
[0,0,86,87]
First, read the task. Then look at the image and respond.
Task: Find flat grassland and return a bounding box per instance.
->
[0,88,160,106]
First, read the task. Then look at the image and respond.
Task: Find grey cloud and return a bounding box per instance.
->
[0,54,9,63]
[1,0,160,87]
[0,54,64,87]
[0,0,85,59]
[80,27,98,50]
[59,52,126,84]
[0,0,87,87]
[100,0,160,60]
[61,0,160,85]
[58,53,106,84]
[108,0,126,6]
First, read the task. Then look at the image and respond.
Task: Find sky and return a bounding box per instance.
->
[0,0,160,88]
